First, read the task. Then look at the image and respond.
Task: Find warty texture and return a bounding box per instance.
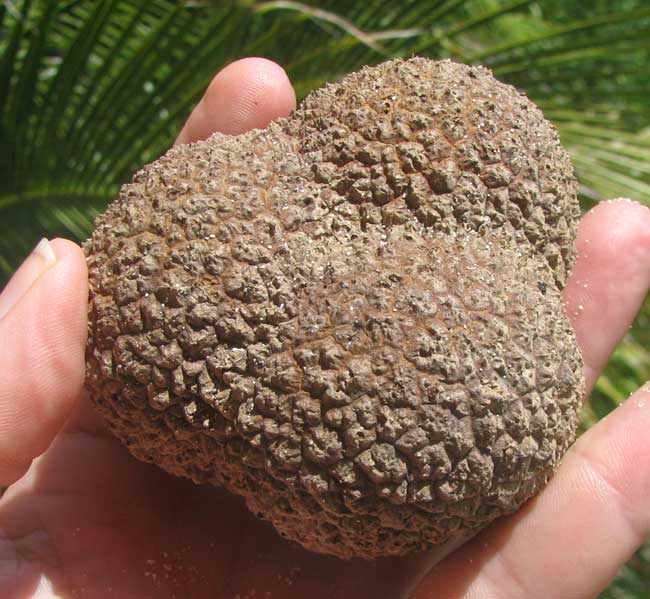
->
[84,58,584,559]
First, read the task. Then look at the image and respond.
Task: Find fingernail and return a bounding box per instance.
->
[0,239,57,320]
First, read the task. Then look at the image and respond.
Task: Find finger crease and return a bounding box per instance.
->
[572,443,649,544]
[482,544,532,599]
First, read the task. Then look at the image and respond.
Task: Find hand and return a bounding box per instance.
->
[0,57,648,599]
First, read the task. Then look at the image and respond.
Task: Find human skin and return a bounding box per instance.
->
[0,57,649,599]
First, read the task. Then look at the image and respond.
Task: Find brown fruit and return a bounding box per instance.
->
[84,58,584,559]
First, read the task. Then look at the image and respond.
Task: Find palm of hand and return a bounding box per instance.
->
[4,399,431,598]
[1,58,649,599]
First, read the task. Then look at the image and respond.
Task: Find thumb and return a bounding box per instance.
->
[0,238,88,484]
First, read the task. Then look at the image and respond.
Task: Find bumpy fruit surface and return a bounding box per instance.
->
[84,58,584,559]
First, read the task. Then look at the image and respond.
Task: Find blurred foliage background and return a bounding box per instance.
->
[0,0,649,596]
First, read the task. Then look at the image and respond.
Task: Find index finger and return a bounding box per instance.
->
[175,57,296,145]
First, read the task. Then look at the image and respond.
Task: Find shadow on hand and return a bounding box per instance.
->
[0,400,491,599]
